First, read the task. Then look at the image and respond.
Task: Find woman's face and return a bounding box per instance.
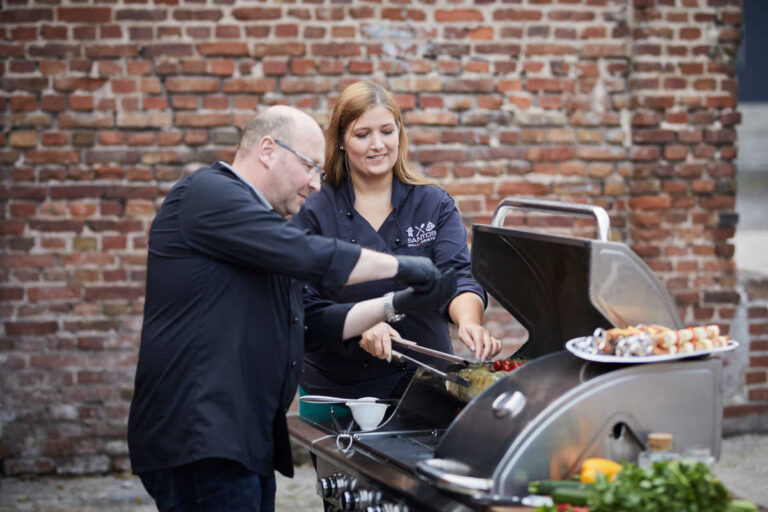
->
[342,105,399,180]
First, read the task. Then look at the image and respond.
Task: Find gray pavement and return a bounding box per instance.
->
[734,171,768,275]
[1,434,766,511]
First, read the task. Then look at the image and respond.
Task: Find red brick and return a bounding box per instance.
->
[680,27,702,39]
[232,7,280,20]
[748,388,768,402]
[493,9,542,21]
[222,78,276,93]
[435,9,483,22]
[215,25,240,39]
[6,321,59,336]
[382,8,426,21]
[311,43,360,57]
[58,7,111,22]
[173,9,222,22]
[526,77,575,93]
[173,113,230,128]
[498,181,551,196]
[723,404,768,418]
[198,42,248,57]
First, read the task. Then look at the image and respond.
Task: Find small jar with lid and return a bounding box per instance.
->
[638,432,678,468]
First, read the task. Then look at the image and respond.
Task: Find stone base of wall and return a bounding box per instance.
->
[722,271,768,435]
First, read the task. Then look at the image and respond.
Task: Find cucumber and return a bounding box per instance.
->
[528,479,587,495]
[727,499,758,512]
[551,486,590,506]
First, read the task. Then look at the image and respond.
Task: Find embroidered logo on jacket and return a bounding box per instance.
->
[406,221,436,247]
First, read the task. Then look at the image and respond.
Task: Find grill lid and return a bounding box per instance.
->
[471,197,682,359]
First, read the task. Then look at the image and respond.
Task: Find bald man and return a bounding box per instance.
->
[127,106,456,511]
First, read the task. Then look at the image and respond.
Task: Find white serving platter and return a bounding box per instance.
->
[565,337,739,364]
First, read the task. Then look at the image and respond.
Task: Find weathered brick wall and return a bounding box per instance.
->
[1,0,760,476]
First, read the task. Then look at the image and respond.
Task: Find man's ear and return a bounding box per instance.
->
[257,136,276,170]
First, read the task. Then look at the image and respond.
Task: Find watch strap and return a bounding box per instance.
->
[383,292,405,323]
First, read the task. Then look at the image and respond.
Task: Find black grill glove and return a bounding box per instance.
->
[392,268,457,314]
[393,255,441,287]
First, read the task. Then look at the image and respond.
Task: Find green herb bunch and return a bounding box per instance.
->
[534,459,745,512]
[587,460,730,512]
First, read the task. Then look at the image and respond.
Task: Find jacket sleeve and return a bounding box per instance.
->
[178,168,361,293]
[294,201,358,354]
[431,190,488,319]
[302,285,358,354]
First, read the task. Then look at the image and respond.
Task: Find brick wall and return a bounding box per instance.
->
[1,0,760,476]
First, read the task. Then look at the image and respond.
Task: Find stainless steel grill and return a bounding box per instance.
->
[288,197,723,512]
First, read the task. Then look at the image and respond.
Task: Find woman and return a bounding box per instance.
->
[296,81,501,406]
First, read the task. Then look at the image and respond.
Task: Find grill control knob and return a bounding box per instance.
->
[340,487,382,511]
[366,502,410,512]
[317,473,357,498]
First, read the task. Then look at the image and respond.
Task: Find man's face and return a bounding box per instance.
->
[270,130,325,217]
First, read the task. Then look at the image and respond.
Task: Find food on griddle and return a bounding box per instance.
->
[446,357,527,401]
[492,357,525,372]
[591,324,729,357]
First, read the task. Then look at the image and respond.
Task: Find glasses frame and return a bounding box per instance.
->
[274,139,326,181]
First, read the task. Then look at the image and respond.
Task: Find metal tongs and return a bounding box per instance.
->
[391,335,475,366]
[390,336,470,387]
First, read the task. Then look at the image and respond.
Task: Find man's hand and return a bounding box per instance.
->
[393,255,440,286]
[392,268,457,314]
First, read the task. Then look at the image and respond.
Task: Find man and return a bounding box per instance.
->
[127,106,455,511]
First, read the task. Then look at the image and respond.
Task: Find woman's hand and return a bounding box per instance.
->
[359,322,400,361]
[458,321,501,361]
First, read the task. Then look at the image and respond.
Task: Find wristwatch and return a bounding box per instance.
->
[383,292,406,323]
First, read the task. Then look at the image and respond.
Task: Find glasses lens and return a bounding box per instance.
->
[276,139,324,180]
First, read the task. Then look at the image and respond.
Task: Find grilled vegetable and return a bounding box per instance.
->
[551,486,589,506]
[528,479,587,495]
[727,499,759,512]
[580,458,622,483]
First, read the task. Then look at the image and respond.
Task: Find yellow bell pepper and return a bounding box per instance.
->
[580,458,622,483]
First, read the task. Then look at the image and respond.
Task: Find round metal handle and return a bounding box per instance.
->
[491,197,611,242]
[415,458,493,495]
[492,390,526,419]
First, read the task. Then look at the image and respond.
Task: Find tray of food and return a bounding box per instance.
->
[566,324,738,363]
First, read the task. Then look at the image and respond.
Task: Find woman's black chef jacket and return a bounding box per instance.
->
[294,177,487,399]
[127,162,361,478]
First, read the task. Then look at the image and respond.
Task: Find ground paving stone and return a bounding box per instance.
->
[1,435,765,511]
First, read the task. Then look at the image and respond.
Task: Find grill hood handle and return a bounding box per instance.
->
[415,458,493,495]
[491,197,611,242]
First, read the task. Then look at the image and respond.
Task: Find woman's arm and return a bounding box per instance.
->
[448,292,501,361]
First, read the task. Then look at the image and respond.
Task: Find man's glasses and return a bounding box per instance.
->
[274,139,326,181]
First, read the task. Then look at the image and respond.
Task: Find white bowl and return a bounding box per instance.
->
[345,401,389,431]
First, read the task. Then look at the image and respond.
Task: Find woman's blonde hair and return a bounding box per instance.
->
[324,80,434,188]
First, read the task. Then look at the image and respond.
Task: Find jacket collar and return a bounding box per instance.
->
[213,161,273,210]
[337,174,410,211]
